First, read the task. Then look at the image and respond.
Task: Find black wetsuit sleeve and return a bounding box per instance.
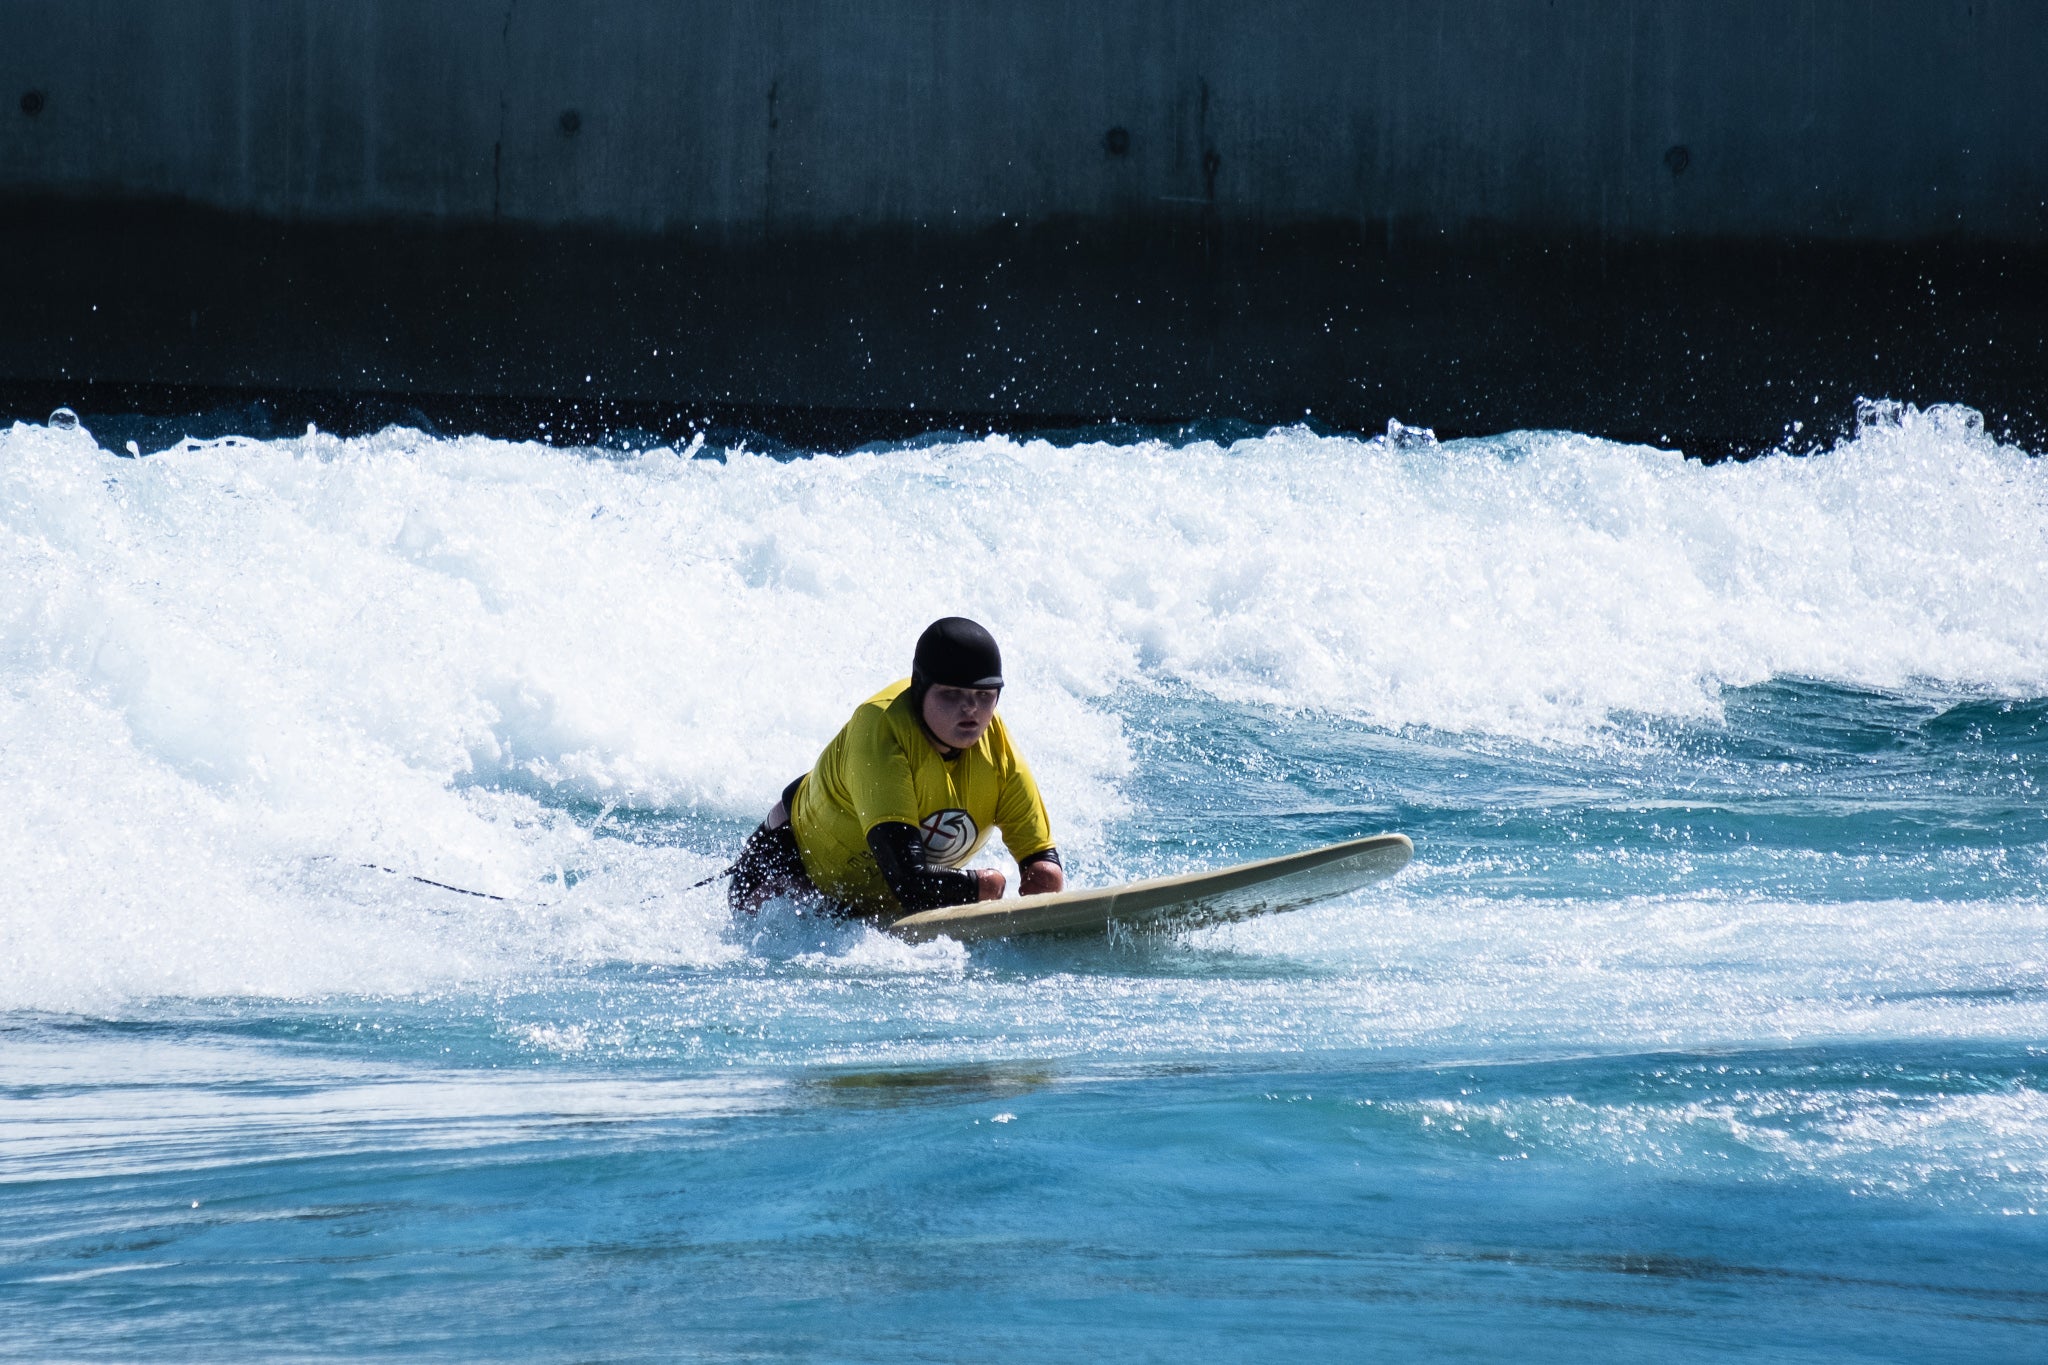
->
[1018,847,1061,871]
[866,822,980,913]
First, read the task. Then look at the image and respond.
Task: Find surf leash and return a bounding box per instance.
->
[348,858,733,900]
[358,864,516,902]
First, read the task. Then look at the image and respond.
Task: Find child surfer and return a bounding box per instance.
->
[726,617,1066,918]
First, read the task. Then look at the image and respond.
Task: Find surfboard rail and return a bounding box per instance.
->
[887,832,1413,943]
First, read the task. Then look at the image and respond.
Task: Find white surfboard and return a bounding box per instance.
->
[887,832,1413,943]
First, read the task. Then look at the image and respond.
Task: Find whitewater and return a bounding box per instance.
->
[3,402,2046,1360]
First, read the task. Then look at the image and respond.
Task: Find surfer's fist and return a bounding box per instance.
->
[975,868,1007,901]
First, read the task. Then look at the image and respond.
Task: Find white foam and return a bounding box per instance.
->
[1366,1084,2048,1213]
[2,404,2043,1008]
[0,1035,783,1181]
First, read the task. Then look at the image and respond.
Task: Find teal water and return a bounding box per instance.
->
[3,405,2046,1359]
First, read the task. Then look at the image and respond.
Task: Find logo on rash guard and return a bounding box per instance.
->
[918,809,978,867]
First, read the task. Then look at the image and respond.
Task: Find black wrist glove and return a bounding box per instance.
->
[866,822,981,912]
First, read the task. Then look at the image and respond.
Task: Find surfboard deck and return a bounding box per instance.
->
[886,832,1412,943]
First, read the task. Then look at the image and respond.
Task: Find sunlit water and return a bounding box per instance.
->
[3,404,2045,1360]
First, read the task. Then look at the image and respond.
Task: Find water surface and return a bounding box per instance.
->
[3,404,2045,1360]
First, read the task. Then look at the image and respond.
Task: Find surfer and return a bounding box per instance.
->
[726,617,1065,918]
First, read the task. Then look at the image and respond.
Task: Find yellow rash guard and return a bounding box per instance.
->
[790,679,1054,914]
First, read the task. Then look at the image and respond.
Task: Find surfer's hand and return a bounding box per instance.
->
[1019,858,1065,897]
[974,868,1006,901]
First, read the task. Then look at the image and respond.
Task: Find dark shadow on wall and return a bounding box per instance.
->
[3,196,2043,461]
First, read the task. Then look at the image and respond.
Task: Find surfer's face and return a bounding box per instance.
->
[923,684,1000,750]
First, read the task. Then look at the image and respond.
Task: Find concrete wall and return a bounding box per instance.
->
[6,0,2044,241]
[3,2,2045,456]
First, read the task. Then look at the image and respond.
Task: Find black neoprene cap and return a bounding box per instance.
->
[912,617,1004,689]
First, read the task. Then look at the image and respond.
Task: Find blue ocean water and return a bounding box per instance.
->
[3,404,2045,1360]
